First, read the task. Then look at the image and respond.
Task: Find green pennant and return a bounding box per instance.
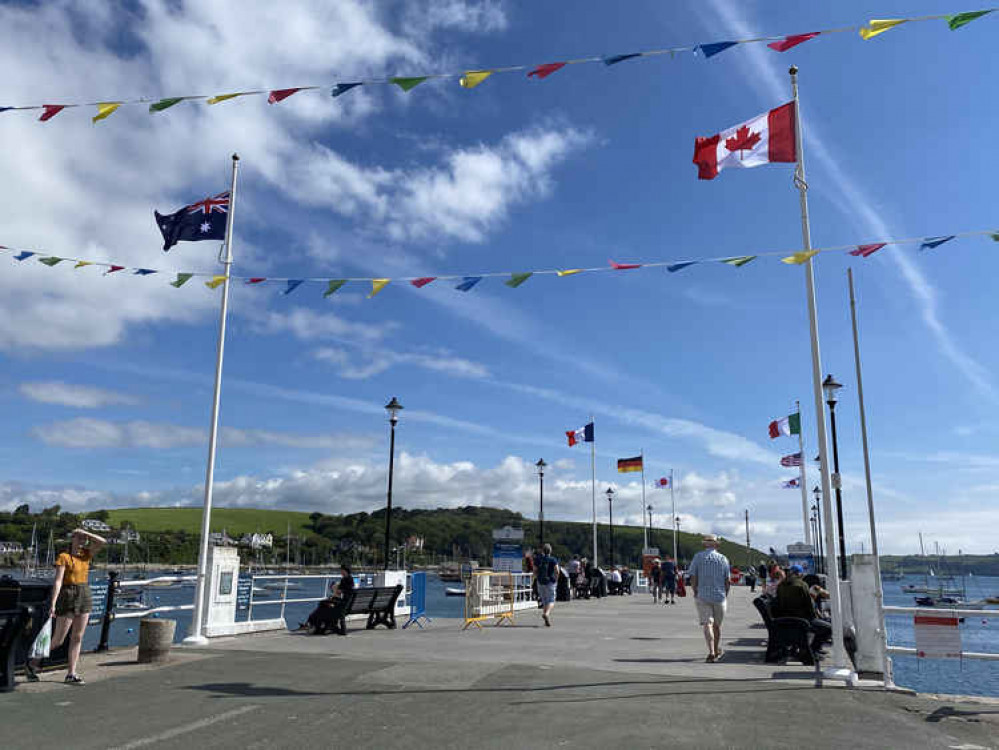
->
[947,10,992,30]
[170,273,193,288]
[149,97,184,113]
[504,272,532,288]
[721,255,756,267]
[323,279,347,298]
[391,76,428,92]
[990,232,999,242]
[38,256,63,266]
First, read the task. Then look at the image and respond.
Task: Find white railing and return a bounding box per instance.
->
[884,605,999,662]
[245,571,410,622]
[106,575,198,620]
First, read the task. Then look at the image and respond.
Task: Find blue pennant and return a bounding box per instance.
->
[455,276,482,292]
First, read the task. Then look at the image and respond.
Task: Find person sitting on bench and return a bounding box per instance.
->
[301,564,355,634]
[772,565,831,653]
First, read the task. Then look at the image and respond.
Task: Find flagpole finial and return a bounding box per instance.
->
[232,153,240,161]
[789,65,798,75]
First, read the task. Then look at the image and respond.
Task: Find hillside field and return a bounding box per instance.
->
[106,507,314,536]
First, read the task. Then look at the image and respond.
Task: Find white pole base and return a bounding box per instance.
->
[181,634,210,647]
[822,666,858,686]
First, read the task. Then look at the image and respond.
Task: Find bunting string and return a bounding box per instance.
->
[0,9,992,122]
[1,229,995,296]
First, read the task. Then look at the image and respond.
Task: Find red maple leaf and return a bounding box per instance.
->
[725,125,762,159]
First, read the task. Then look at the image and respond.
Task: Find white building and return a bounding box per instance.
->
[208,530,236,546]
[0,541,24,554]
[118,528,141,543]
[240,532,273,550]
[81,518,112,533]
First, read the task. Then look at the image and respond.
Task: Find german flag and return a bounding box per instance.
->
[617,456,643,473]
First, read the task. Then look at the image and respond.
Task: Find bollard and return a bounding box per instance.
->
[137,618,176,664]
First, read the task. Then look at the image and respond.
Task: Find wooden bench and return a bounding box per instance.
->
[321,584,404,636]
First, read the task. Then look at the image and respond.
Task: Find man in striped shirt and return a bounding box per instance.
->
[688,534,731,662]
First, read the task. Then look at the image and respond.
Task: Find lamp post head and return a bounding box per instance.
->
[385,396,404,423]
[822,374,843,406]
[536,458,546,475]
[605,487,615,501]
[812,484,821,499]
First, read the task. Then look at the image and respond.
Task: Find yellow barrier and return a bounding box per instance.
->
[462,571,517,630]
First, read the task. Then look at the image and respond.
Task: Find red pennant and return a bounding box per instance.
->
[246,277,267,284]
[40,104,66,122]
[849,243,886,258]
[268,88,302,104]
[767,33,820,52]
[106,265,125,274]
[410,277,436,288]
[527,62,567,80]
[609,259,641,270]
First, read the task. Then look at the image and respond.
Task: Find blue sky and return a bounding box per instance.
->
[1,1,996,554]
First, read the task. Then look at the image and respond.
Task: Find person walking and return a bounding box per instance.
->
[533,543,559,627]
[36,529,105,684]
[661,555,678,605]
[649,559,663,603]
[688,534,731,663]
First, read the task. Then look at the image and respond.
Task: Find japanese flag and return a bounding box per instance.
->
[693,101,797,180]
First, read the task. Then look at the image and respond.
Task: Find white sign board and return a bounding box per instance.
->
[914,614,962,659]
[492,526,524,540]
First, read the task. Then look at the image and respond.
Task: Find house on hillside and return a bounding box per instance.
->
[81,518,112,533]
[240,532,273,550]
[405,535,425,551]
[0,541,24,554]
[117,528,141,543]
[208,530,236,546]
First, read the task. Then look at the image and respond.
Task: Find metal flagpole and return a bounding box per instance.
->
[789,68,853,681]
[670,469,677,563]
[796,399,811,545]
[590,415,598,567]
[184,154,240,646]
[848,268,892,686]
[640,450,648,551]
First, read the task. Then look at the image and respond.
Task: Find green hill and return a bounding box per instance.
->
[105,507,313,537]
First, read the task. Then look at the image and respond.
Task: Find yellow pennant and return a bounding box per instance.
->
[205,275,227,289]
[92,102,121,123]
[369,278,390,297]
[781,250,820,265]
[459,70,493,89]
[207,93,242,105]
[859,19,907,40]
[73,261,93,269]
[557,269,583,277]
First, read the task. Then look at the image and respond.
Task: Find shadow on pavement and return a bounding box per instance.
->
[925,705,999,723]
[188,682,332,698]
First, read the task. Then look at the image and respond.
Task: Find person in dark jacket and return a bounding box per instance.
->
[773,564,831,652]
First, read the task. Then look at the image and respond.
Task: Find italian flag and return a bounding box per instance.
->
[768,413,801,439]
[693,102,797,180]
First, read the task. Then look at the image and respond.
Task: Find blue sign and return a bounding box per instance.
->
[90,581,108,620]
[492,541,522,572]
[236,577,253,610]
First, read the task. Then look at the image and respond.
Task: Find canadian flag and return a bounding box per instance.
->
[693,101,797,180]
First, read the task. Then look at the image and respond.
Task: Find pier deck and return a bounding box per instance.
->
[6,587,998,748]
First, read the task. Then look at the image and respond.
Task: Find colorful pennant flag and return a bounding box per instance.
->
[609,259,641,270]
[391,77,428,92]
[769,413,801,439]
[411,277,436,288]
[948,10,993,29]
[617,455,643,473]
[667,261,697,273]
[505,272,532,288]
[205,275,227,289]
[557,269,583,277]
[455,276,482,292]
[780,452,803,467]
[919,236,955,251]
[246,278,267,284]
[14,251,35,261]
[206,93,243,105]
[323,280,347,297]
[40,105,66,122]
[283,279,304,295]
[133,268,156,275]
[106,265,125,274]
[528,62,567,79]
[459,70,493,89]
[268,88,302,104]
[782,478,800,489]
[74,261,93,269]
[992,233,999,242]
[859,19,907,40]
[369,278,390,297]
[849,243,887,258]
[721,256,756,267]
[332,83,362,98]
[566,422,594,446]
[38,256,63,266]
[781,250,819,265]
[149,97,184,113]
[170,273,193,288]
[92,102,121,123]
[694,101,797,180]
[768,33,820,52]
[603,53,641,66]
[697,41,738,58]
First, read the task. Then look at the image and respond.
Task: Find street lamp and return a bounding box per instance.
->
[646,504,654,549]
[383,397,403,570]
[822,374,848,580]
[605,487,615,568]
[536,459,547,549]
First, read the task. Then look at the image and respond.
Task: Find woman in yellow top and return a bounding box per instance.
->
[46,528,105,684]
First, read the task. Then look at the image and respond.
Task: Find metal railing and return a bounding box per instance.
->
[884,605,999,662]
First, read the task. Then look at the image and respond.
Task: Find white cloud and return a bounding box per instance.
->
[313,345,489,380]
[245,307,398,345]
[19,381,140,409]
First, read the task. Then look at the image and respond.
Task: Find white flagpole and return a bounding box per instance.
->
[640,450,648,551]
[790,68,852,681]
[670,469,677,563]
[590,415,598,567]
[184,154,240,646]
[796,399,811,545]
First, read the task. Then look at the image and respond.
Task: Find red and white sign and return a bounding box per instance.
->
[914,614,962,659]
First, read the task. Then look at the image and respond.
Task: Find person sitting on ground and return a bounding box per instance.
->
[773,564,831,653]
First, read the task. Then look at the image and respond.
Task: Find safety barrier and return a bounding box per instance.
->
[462,571,534,630]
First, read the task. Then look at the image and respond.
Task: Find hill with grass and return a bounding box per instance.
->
[105,507,313,537]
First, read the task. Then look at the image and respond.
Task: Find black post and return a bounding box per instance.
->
[96,570,118,652]
[538,463,545,550]
[384,416,397,571]
[827,402,848,580]
[608,496,615,568]
[813,501,825,575]
[810,513,819,572]
[646,504,653,548]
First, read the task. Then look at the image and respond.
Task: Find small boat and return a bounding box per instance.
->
[881,571,903,581]
[444,586,466,597]
[262,581,302,590]
[251,586,270,596]
[118,600,148,611]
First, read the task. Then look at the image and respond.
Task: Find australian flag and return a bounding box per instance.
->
[155,192,229,251]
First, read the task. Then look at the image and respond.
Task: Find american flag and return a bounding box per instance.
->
[780,452,802,467]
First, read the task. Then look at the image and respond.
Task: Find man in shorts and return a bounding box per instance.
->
[661,555,678,604]
[688,534,731,662]
[533,543,559,627]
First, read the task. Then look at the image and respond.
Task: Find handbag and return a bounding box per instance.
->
[29,618,52,660]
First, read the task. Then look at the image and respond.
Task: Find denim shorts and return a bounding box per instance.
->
[538,582,557,606]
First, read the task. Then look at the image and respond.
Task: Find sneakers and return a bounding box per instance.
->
[542,613,551,627]
[64,674,85,685]
[24,661,40,682]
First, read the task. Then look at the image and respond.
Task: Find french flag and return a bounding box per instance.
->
[693,102,797,180]
[566,422,594,447]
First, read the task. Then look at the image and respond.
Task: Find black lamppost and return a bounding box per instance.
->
[536,458,547,549]
[606,487,615,567]
[822,374,848,580]
[383,397,403,570]
[646,504,654,549]
[812,485,824,574]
